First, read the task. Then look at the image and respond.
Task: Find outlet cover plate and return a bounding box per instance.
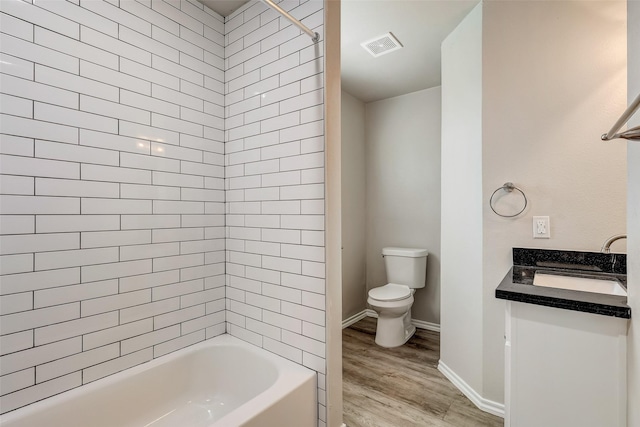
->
[533,216,550,239]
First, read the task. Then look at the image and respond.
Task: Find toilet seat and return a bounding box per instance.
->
[368,283,411,302]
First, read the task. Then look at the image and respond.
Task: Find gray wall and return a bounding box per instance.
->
[340,87,442,326]
[441,0,628,408]
[481,0,627,403]
[365,87,442,326]
[341,90,367,320]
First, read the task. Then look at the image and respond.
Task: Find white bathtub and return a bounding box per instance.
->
[0,335,317,427]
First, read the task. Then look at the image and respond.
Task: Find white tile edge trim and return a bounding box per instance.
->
[341,309,441,333]
[437,360,505,418]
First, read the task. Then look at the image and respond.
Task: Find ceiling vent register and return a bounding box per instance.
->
[361,32,403,58]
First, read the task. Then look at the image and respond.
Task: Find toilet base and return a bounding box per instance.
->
[367,291,415,348]
[405,324,416,343]
[373,315,416,348]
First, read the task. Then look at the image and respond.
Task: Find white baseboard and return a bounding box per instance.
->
[409,317,441,333]
[341,310,368,329]
[342,309,441,333]
[438,360,505,418]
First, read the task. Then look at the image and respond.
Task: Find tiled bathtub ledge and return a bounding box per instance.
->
[495,248,631,319]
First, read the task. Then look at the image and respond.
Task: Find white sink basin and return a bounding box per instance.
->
[533,272,627,296]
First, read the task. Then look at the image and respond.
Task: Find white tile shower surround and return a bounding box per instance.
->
[0,0,327,425]
[224,1,327,424]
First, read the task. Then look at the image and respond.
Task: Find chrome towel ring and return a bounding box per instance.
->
[489,182,528,218]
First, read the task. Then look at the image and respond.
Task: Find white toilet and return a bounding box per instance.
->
[367,247,428,348]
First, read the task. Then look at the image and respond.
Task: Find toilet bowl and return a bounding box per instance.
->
[367,247,428,348]
[367,284,416,347]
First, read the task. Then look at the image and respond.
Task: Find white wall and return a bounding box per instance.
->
[0,0,225,414]
[222,1,327,425]
[341,90,366,320]
[626,0,639,423]
[364,87,442,325]
[481,0,627,403]
[440,3,484,394]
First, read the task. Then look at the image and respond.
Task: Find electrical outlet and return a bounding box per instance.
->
[533,216,550,239]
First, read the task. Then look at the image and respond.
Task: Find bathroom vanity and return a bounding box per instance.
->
[496,248,631,427]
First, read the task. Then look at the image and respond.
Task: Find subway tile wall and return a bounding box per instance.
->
[0,0,227,414]
[223,1,326,425]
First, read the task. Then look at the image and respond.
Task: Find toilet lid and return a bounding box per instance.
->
[368,284,411,302]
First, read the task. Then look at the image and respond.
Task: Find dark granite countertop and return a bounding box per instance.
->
[495,248,631,319]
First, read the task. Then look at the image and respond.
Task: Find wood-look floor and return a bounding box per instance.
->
[342,317,504,427]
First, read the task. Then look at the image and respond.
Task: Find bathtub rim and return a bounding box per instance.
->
[0,333,317,427]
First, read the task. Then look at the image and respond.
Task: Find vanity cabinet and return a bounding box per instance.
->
[504,301,628,427]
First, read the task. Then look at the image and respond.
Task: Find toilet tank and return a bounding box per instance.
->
[382,247,428,289]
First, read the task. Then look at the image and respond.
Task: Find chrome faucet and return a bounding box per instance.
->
[601,234,627,253]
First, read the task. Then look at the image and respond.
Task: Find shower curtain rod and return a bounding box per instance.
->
[602,92,640,141]
[261,0,319,43]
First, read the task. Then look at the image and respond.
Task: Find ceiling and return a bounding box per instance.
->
[199,0,249,17]
[199,0,478,102]
[341,0,478,103]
